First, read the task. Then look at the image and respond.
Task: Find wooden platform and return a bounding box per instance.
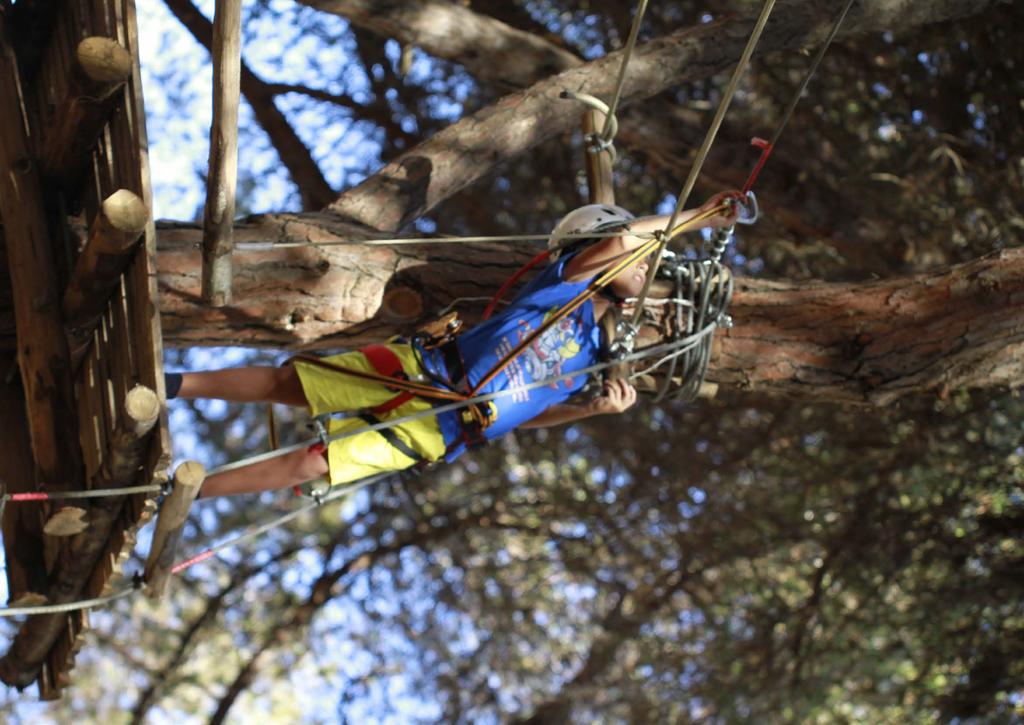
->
[0,0,169,699]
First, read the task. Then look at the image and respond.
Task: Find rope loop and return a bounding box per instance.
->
[561,90,620,160]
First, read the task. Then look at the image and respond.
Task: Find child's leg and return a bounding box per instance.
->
[176,364,307,407]
[201,445,328,497]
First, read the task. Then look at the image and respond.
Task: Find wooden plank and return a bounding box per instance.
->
[201,0,242,306]
[0,17,83,494]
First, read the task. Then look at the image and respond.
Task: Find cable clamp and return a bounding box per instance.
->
[610,320,639,358]
[310,417,330,449]
[717,313,734,330]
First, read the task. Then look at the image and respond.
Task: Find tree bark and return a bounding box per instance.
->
[154,220,1024,405]
[298,0,582,89]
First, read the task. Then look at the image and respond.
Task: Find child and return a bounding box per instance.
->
[168,193,740,497]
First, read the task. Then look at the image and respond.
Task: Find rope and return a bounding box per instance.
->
[599,0,650,142]
[233,229,639,251]
[629,0,778,330]
[742,0,857,192]
[2,483,166,504]
[0,587,140,618]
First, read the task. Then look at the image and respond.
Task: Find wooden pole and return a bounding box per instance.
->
[63,189,148,362]
[581,108,629,381]
[0,18,83,494]
[201,0,242,306]
[144,461,205,598]
[39,37,132,183]
[0,385,161,690]
[581,109,616,206]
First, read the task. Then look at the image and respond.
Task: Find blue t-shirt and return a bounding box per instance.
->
[422,254,603,461]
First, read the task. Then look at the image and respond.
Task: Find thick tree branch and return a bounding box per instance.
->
[162,0,336,209]
[152,216,1024,404]
[324,0,999,231]
[298,0,582,89]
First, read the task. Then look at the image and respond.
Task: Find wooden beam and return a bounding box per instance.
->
[0,17,83,493]
[144,461,204,599]
[0,385,160,690]
[63,189,148,362]
[201,0,242,306]
[581,109,616,206]
[0,354,48,606]
[39,37,132,185]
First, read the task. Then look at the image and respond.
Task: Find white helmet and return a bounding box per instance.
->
[547,204,635,259]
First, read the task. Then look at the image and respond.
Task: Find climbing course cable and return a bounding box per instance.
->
[0,473,389,618]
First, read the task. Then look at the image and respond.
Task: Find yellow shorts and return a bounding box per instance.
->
[291,345,447,485]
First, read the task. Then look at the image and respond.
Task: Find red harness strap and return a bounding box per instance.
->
[360,344,415,414]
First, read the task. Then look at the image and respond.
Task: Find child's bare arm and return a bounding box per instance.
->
[519,379,638,429]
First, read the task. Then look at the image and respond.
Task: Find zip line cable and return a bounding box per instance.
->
[232,229,641,251]
[0,474,388,618]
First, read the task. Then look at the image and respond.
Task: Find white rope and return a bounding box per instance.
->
[233,229,648,251]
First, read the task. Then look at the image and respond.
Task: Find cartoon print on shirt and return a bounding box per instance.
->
[518,308,582,389]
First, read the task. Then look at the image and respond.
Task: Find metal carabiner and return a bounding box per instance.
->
[736,190,759,225]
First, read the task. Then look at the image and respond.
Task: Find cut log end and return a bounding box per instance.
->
[172,460,206,490]
[101,189,148,235]
[382,287,423,321]
[124,385,160,435]
[43,507,89,537]
[76,37,132,84]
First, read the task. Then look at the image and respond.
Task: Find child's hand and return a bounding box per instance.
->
[700,190,744,227]
[589,378,638,415]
